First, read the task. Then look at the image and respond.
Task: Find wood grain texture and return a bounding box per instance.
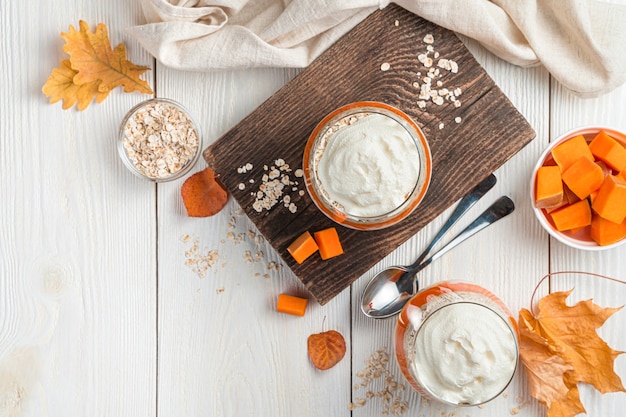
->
[155,67,353,417]
[546,78,626,417]
[0,1,157,416]
[204,4,536,305]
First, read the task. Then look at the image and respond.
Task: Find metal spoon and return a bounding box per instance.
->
[361,194,515,319]
[359,174,496,317]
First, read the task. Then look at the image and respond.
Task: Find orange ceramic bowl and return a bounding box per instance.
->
[302,102,431,231]
[530,126,626,250]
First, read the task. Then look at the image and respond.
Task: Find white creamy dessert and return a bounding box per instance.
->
[315,113,420,217]
[407,301,518,405]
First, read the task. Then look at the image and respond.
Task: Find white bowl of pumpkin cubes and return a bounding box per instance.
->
[531,126,626,250]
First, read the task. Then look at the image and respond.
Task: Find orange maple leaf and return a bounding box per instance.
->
[61,20,153,95]
[42,59,110,111]
[519,289,625,417]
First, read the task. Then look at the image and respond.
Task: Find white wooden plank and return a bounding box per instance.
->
[0,1,156,416]
[155,67,353,417]
[547,78,626,416]
[350,37,550,417]
[538,0,626,412]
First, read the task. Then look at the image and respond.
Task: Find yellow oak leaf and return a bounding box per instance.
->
[519,290,625,417]
[42,59,110,110]
[61,20,153,94]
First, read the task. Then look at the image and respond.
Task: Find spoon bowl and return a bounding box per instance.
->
[361,267,415,318]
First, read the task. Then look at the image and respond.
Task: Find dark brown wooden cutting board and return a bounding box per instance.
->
[203,4,535,305]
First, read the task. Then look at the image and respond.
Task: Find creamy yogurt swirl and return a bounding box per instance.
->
[316,113,420,217]
[410,302,517,405]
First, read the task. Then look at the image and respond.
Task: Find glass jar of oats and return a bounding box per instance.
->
[118,98,202,182]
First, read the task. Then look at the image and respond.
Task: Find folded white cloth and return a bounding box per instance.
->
[127,0,626,97]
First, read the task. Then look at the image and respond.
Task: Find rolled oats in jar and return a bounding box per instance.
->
[118,98,202,182]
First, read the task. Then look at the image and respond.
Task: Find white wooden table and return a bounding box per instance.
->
[1,1,625,416]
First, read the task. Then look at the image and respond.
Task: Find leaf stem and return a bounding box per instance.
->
[530,271,626,316]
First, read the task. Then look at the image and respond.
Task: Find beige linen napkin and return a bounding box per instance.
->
[127,0,626,97]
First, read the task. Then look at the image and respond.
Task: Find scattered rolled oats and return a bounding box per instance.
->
[181,235,219,279]
[181,209,283,281]
[394,33,466,130]
[349,348,409,416]
[122,101,199,179]
[238,158,304,214]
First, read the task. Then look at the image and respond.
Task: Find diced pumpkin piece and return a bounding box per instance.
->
[590,214,626,246]
[535,166,564,209]
[545,183,579,213]
[588,130,626,172]
[313,227,344,260]
[550,200,592,232]
[595,160,611,178]
[561,157,605,200]
[589,164,610,205]
[563,183,581,205]
[287,231,319,264]
[591,175,626,224]
[276,293,308,316]
[551,135,594,172]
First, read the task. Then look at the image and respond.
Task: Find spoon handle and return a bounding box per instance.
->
[407,173,497,269]
[411,196,515,273]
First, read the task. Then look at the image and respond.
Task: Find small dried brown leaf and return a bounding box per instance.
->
[181,167,228,217]
[307,330,346,370]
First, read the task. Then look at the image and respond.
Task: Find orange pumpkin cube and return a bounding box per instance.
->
[551,135,594,173]
[549,200,592,232]
[561,157,605,200]
[313,227,344,260]
[590,214,626,246]
[287,231,319,264]
[589,130,626,172]
[535,166,564,209]
[591,175,626,224]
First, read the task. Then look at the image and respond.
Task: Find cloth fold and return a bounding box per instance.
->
[127,0,626,97]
